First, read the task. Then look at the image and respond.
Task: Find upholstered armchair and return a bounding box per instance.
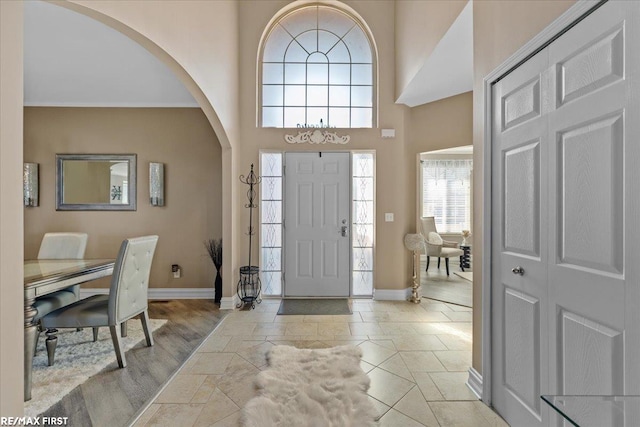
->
[420,217,463,276]
[41,235,159,368]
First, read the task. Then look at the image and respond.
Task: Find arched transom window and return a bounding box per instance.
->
[260,4,375,128]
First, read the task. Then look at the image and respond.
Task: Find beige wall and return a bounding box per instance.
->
[407,91,473,234]
[238,0,414,291]
[395,0,467,98]
[471,0,576,373]
[0,0,25,416]
[24,107,222,289]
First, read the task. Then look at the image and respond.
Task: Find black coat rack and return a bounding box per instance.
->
[237,164,262,309]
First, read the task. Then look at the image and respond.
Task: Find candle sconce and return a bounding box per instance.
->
[24,163,39,207]
[149,162,164,206]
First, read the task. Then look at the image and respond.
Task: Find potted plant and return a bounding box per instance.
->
[205,238,223,305]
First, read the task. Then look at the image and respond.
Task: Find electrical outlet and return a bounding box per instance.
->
[171,264,181,278]
[385,213,394,222]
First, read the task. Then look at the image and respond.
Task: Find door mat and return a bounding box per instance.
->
[277,299,352,315]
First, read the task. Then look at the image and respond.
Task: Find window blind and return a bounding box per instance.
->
[422,159,472,233]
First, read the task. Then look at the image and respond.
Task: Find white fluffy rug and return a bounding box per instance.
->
[25,318,167,417]
[242,345,378,427]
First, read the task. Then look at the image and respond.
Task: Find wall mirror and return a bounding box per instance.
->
[56,154,137,211]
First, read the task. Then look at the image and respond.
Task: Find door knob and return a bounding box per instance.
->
[511,266,525,276]
[341,226,348,237]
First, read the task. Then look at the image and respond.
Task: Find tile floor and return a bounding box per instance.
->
[132,299,509,427]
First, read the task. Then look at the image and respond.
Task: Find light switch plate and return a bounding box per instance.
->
[385,213,394,222]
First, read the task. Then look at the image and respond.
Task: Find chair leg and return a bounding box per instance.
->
[121,321,128,338]
[445,258,450,276]
[426,256,430,272]
[438,257,441,268]
[110,325,127,368]
[92,327,99,342]
[45,329,58,366]
[139,310,154,347]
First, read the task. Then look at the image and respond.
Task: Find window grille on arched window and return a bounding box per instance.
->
[260,5,375,128]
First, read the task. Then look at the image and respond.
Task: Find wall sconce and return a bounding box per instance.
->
[23,163,39,207]
[149,162,164,206]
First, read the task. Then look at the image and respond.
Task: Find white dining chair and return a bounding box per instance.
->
[32,233,88,324]
[42,235,158,368]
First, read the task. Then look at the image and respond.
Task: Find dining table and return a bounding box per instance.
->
[23,259,115,401]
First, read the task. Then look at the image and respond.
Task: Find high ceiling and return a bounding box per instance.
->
[24,0,472,109]
[24,1,197,107]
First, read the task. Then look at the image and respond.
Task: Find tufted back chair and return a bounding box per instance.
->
[109,235,158,325]
[41,235,159,369]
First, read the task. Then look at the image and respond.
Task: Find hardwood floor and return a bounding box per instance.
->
[40,299,225,427]
[420,256,473,307]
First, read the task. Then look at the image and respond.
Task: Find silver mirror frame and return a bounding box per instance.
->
[56,154,137,211]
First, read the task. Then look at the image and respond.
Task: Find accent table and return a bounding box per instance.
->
[23,259,115,401]
[541,395,640,427]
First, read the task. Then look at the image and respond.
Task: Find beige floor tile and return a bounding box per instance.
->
[430,401,492,427]
[378,353,413,381]
[332,313,363,322]
[359,311,392,322]
[210,410,241,427]
[349,322,384,336]
[303,314,334,322]
[223,337,266,353]
[320,339,366,346]
[191,375,221,403]
[272,314,305,323]
[219,322,257,335]
[416,311,453,322]
[393,335,447,351]
[360,359,376,373]
[184,352,235,375]
[368,396,391,421]
[430,372,478,400]
[145,403,204,427]
[199,335,232,352]
[379,322,420,335]
[385,312,423,322]
[444,311,473,322]
[379,408,425,427]
[131,403,161,427]
[367,367,414,407]
[393,386,440,427]
[369,339,397,350]
[237,341,274,368]
[433,350,472,371]
[215,355,261,407]
[285,322,318,335]
[399,351,447,373]
[473,401,510,426]
[412,372,445,401]
[358,340,397,365]
[317,322,350,336]
[193,388,240,426]
[446,303,472,312]
[421,302,454,312]
[155,374,207,403]
[252,322,287,336]
[437,334,473,350]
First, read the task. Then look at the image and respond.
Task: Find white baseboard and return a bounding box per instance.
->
[80,287,215,300]
[373,288,412,301]
[467,367,483,399]
[220,295,239,310]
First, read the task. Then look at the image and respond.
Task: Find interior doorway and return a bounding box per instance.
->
[418,145,473,307]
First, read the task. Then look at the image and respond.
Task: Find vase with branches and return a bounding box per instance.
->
[205,238,223,305]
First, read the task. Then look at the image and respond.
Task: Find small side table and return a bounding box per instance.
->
[460,245,471,271]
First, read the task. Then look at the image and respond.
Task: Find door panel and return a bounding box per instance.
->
[492,47,550,427]
[284,152,350,297]
[492,2,640,426]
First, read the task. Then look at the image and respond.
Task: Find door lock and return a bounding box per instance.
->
[341,225,348,237]
[511,266,525,276]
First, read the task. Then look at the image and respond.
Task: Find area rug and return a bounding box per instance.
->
[277,299,352,315]
[25,318,167,418]
[241,345,377,426]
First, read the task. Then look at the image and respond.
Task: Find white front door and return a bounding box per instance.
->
[284,152,350,297]
[492,1,640,426]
